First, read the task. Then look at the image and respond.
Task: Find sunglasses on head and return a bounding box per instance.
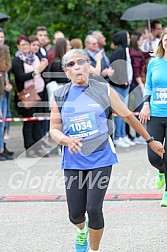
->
[66,59,87,68]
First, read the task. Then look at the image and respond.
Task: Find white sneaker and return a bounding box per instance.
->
[134,136,147,145]
[114,137,130,148]
[122,136,136,146]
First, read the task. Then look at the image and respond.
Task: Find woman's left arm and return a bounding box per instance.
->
[109,87,164,157]
[50,100,82,154]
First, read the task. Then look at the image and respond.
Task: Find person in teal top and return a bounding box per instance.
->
[50,49,164,252]
[140,28,167,207]
[143,56,167,117]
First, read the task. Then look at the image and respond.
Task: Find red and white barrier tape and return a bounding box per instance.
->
[0,117,50,123]
[0,112,140,123]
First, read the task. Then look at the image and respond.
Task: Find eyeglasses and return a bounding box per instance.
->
[66,59,87,68]
[19,43,29,47]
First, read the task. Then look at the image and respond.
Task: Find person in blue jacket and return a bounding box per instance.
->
[140,28,167,207]
[50,49,164,252]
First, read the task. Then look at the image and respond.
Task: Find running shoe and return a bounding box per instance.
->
[160,191,167,207]
[155,172,164,189]
[122,136,136,146]
[114,137,130,148]
[75,222,89,252]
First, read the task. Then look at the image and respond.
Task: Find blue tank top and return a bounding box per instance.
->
[61,85,118,170]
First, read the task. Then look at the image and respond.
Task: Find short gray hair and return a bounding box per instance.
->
[62,49,91,70]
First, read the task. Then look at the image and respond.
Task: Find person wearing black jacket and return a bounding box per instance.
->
[110,30,135,148]
[49,38,69,84]
[12,35,48,158]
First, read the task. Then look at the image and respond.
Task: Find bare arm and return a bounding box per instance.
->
[139,102,151,124]
[109,87,164,157]
[89,51,103,75]
[136,77,144,93]
[50,100,82,154]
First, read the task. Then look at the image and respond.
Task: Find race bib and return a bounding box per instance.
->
[65,112,98,138]
[153,88,167,104]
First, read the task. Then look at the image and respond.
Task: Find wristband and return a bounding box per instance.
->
[146,136,154,143]
[32,71,38,77]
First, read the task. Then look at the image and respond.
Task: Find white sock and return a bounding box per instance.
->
[77,224,87,233]
[89,249,98,252]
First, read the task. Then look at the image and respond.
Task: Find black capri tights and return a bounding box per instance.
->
[64,166,112,230]
[147,116,167,176]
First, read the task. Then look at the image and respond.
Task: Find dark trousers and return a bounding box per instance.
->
[64,166,112,230]
[147,116,167,189]
[22,91,43,149]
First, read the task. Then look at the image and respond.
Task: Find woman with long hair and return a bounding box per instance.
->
[49,37,70,84]
[0,44,13,160]
[140,28,167,206]
[129,33,150,144]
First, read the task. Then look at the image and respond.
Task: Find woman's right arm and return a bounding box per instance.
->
[12,57,34,82]
[131,53,145,92]
[89,51,103,75]
[50,100,82,154]
[139,60,153,124]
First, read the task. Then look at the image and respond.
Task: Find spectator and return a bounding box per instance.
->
[36,26,48,59]
[35,26,50,139]
[84,35,103,75]
[50,38,70,84]
[141,20,162,53]
[29,35,40,54]
[0,28,14,155]
[92,31,111,82]
[12,35,48,158]
[48,31,65,65]
[70,38,83,49]
[0,28,4,45]
[129,33,150,144]
[45,34,53,53]
[0,44,13,160]
[110,30,134,147]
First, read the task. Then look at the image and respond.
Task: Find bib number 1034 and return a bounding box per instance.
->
[66,112,98,138]
[71,120,92,132]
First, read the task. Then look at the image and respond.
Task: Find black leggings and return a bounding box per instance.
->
[147,117,167,188]
[64,166,112,230]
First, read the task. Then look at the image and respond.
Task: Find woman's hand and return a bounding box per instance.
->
[149,140,165,158]
[67,138,83,154]
[96,50,103,62]
[36,58,48,74]
[101,68,109,77]
[139,103,150,124]
[139,83,145,93]
[108,66,114,78]
[4,83,13,92]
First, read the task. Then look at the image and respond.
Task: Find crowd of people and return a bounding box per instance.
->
[0,19,166,251]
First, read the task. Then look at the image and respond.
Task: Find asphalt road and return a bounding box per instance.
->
[0,126,166,252]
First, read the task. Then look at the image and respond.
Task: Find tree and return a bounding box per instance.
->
[1,0,167,55]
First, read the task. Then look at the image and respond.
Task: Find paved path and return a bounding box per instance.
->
[0,126,166,252]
